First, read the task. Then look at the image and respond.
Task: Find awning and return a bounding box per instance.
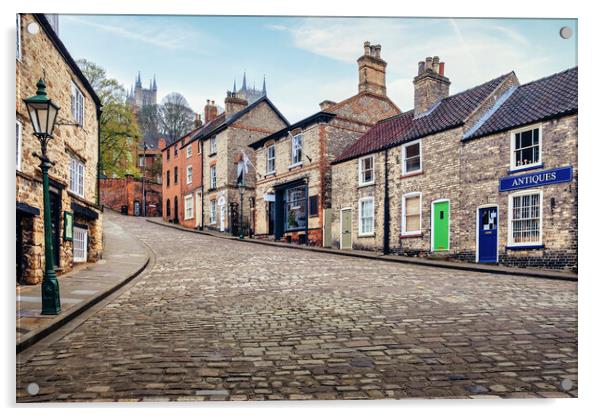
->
[16,202,40,216]
[71,202,99,220]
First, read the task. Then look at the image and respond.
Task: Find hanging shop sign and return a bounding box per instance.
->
[499,166,573,192]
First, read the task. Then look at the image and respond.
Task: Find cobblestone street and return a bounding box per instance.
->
[17,215,578,402]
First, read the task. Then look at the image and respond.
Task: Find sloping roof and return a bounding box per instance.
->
[465,67,578,140]
[186,96,289,146]
[33,14,101,109]
[333,72,513,164]
[249,112,336,149]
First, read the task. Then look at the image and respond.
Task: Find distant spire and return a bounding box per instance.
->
[152,74,157,91]
[136,71,142,88]
[262,75,267,96]
[233,79,237,93]
[241,71,247,91]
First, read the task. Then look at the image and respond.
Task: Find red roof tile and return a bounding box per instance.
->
[333,73,512,164]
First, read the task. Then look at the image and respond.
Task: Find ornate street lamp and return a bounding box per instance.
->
[23,78,61,315]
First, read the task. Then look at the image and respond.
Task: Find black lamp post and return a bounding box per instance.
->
[23,78,61,315]
[238,184,245,240]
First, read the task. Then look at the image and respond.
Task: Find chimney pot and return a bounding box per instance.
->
[418,61,425,74]
[364,41,371,55]
[438,62,445,76]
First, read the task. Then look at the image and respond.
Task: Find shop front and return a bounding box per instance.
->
[273,179,309,244]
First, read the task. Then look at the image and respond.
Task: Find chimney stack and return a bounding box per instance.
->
[224,91,248,116]
[357,41,387,96]
[158,137,167,150]
[194,113,202,128]
[413,55,450,115]
[204,99,218,123]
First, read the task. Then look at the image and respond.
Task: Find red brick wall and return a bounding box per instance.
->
[100,177,162,217]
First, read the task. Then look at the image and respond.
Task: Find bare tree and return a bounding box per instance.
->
[159,92,195,142]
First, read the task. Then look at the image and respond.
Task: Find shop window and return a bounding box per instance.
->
[69,155,85,197]
[309,195,319,217]
[285,185,307,231]
[184,194,193,220]
[509,191,542,246]
[511,125,541,170]
[358,197,374,236]
[267,144,276,174]
[402,140,422,175]
[402,192,421,235]
[359,155,374,186]
[72,226,88,262]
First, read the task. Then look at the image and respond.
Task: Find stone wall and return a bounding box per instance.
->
[16,14,102,284]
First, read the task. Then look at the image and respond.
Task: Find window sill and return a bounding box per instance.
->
[506,244,545,250]
[401,170,423,179]
[400,232,422,239]
[265,171,276,178]
[208,187,217,192]
[508,163,544,174]
[209,152,217,157]
[358,233,375,238]
[358,181,375,188]
[288,162,303,170]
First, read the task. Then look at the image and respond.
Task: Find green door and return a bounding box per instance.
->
[341,209,352,249]
[432,200,450,251]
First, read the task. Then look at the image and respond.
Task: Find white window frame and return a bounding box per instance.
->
[184,194,194,220]
[358,155,375,186]
[510,124,543,171]
[209,165,217,189]
[209,199,217,224]
[401,139,422,175]
[138,156,145,167]
[72,226,88,263]
[291,134,303,167]
[16,119,23,171]
[209,136,217,154]
[507,189,543,247]
[186,145,192,158]
[71,81,85,126]
[186,165,193,184]
[69,155,85,197]
[16,14,22,61]
[358,196,375,237]
[266,144,276,174]
[401,192,422,236]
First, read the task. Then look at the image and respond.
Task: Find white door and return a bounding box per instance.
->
[73,226,88,263]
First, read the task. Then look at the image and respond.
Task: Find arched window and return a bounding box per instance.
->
[166,199,171,217]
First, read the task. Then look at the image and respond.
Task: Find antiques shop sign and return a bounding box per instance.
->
[499,166,573,192]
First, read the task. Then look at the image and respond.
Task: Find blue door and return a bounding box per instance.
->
[478,206,498,263]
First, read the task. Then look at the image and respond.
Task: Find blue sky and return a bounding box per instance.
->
[59,15,577,122]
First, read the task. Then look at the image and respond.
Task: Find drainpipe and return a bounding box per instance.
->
[383,148,390,255]
[96,105,102,207]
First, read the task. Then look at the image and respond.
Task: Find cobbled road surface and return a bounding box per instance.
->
[17,215,578,402]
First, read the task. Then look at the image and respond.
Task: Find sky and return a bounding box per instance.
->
[58,15,577,123]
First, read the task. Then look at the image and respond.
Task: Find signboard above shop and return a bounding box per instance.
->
[499,166,573,192]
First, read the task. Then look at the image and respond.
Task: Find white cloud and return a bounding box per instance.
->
[62,15,216,53]
[270,17,572,110]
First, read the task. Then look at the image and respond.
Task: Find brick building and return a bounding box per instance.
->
[249,42,400,246]
[163,93,289,233]
[100,176,162,217]
[330,56,577,271]
[16,14,103,284]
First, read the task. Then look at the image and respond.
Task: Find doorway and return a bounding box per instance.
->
[431,199,450,251]
[340,208,352,249]
[477,205,498,263]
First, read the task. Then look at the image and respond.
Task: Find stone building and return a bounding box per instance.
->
[161,94,288,233]
[330,56,577,271]
[249,41,400,245]
[126,72,158,113]
[16,14,103,284]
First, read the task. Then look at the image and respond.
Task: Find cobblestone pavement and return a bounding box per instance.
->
[17,215,578,402]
